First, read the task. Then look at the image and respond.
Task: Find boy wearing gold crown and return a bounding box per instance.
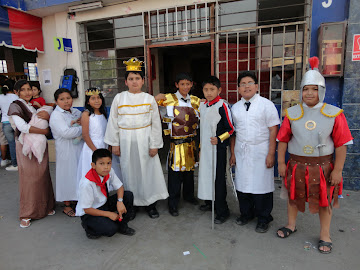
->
[276,57,353,254]
[156,73,200,216]
[104,58,168,219]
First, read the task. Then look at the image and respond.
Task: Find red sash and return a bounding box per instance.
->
[85,168,110,197]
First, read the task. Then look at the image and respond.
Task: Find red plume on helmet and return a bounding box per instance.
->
[308,56,319,70]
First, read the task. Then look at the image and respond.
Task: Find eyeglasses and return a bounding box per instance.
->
[239,82,256,88]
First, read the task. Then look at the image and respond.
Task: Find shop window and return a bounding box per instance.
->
[318,21,346,77]
[258,0,306,26]
[86,20,115,50]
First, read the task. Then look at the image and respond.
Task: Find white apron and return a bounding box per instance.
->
[197,100,222,200]
[107,91,169,206]
[231,95,277,194]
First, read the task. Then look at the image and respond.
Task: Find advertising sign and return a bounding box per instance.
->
[352,34,360,61]
[53,37,73,52]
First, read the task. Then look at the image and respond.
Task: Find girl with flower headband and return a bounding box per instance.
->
[276,57,353,254]
[75,88,122,207]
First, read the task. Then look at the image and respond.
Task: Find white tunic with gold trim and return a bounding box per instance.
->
[104,91,169,206]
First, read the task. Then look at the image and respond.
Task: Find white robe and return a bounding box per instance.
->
[76,113,122,182]
[104,91,169,206]
[49,106,83,201]
[231,94,280,194]
[197,100,222,200]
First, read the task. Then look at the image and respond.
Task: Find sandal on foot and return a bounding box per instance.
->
[48,210,56,216]
[20,218,31,228]
[277,227,297,238]
[63,208,75,217]
[318,240,332,254]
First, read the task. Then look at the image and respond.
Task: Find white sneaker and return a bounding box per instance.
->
[5,165,18,171]
[1,159,11,167]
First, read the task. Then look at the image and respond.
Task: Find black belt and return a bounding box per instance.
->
[171,137,194,145]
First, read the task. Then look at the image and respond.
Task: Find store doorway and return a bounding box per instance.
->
[147,40,213,98]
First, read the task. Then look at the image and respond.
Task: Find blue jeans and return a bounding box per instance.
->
[2,122,17,166]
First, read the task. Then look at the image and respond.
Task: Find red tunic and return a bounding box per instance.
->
[277,112,353,213]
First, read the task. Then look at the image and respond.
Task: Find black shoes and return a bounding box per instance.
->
[86,232,101,239]
[119,225,136,236]
[255,222,270,233]
[147,208,160,219]
[235,216,253,226]
[214,214,230,224]
[199,204,212,211]
[128,207,137,221]
[184,198,199,205]
[169,208,179,216]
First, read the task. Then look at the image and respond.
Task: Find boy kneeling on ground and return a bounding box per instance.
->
[76,148,135,239]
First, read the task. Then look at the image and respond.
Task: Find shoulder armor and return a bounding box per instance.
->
[162,93,179,106]
[285,104,304,121]
[190,95,200,111]
[320,103,343,118]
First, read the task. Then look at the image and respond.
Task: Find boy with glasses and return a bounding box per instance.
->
[229,71,280,233]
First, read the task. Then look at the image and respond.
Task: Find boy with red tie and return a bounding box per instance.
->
[76,149,135,239]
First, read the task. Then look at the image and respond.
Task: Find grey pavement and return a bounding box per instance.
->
[0,163,359,270]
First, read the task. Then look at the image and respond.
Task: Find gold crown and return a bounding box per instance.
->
[123,57,143,71]
[85,89,101,96]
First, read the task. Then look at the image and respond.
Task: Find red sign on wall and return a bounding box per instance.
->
[352,34,360,61]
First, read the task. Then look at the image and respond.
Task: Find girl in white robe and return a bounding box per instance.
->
[49,89,83,217]
[76,89,122,190]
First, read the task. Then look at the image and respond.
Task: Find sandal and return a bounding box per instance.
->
[20,218,31,228]
[277,227,297,238]
[63,207,76,217]
[48,210,56,216]
[318,240,332,254]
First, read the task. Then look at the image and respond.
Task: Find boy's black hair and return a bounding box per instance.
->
[84,88,107,119]
[175,73,193,84]
[202,76,221,89]
[237,71,258,86]
[54,88,72,101]
[29,81,42,94]
[92,148,112,163]
[125,70,145,80]
[14,79,30,92]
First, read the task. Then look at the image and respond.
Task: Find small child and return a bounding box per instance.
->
[197,76,234,224]
[77,88,108,177]
[21,105,53,163]
[30,81,46,109]
[49,88,83,217]
[104,57,168,219]
[156,73,200,216]
[77,87,122,182]
[230,71,280,233]
[76,149,135,239]
[276,57,353,254]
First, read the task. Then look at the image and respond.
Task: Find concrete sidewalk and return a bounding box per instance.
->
[0,163,359,270]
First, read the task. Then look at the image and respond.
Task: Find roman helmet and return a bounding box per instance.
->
[300,57,326,103]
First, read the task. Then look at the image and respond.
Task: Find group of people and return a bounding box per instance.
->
[1,56,353,254]
[0,80,44,171]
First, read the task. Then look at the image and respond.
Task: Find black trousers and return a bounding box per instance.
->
[237,191,273,224]
[204,146,229,217]
[81,191,134,237]
[168,168,195,209]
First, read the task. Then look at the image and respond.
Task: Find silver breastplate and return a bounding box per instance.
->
[288,106,335,157]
